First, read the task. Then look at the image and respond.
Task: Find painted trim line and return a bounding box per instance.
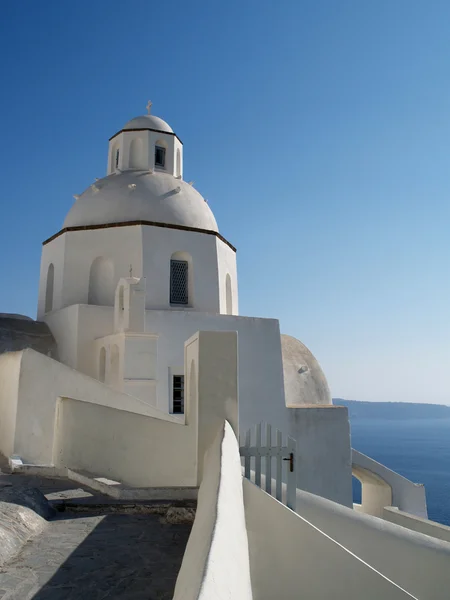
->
[42,220,236,252]
[109,128,183,145]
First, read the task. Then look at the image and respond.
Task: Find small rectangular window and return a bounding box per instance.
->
[115,149,120,168]
[170,259,188,305]
[173,375,185,414]
[155,146,166,167]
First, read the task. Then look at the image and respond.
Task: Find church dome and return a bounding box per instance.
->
[122,115,173,133]
[63,171,218,231]
[281,334,332,406]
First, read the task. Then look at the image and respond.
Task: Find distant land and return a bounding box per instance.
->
[333,399,450,420]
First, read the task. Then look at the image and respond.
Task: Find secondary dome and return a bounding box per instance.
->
[63,171,218,231]
[281,334,332,406]
[122,115,173,133]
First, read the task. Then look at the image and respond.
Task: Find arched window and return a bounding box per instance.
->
[111,143,120,172]
[170,251,192,306]
[225,273,232,315]
[129,137,144,169]
[45,263,54,313]
[88,257,114,306]
[99,347,106,383]
[176,149,181,178]
[110,344,120,388]
[155,139,167,168]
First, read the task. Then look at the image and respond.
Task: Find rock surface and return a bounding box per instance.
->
[0,314,56,357]
[0,488,53,567]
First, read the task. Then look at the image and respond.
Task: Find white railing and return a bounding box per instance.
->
[239,423,296,510]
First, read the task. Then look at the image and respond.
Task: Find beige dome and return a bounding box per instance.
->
[63,171,218,231]
[281,334,331,406]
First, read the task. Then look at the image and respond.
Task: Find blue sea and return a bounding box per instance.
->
[350,418,450,526]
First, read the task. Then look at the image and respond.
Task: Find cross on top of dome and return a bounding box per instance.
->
[146,100,153,115]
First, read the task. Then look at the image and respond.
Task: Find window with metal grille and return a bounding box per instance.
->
[170,259,188,305]
[155,145,166,167]
[172,375,184,414]
[115,149,120,169]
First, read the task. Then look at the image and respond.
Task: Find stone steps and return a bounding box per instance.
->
[67,468,198,501]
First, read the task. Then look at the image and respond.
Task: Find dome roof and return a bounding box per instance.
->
[281,334,331,406]
[63,171,218,232]
[122,115,173,133]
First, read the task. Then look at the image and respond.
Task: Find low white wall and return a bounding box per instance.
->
[244,480,414,600]
[383,506,450,543]
[12,349,175,464]
[53,397,197,487]
[295,486,450,599]
[0,353,21,458]
[353,449,427,518]
[173,422,252,600]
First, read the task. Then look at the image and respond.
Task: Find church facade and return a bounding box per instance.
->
[0,106,430,520]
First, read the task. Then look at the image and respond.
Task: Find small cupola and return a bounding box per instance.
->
[107,102,183,178]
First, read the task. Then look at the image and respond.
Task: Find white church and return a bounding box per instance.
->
[0,106,449,599]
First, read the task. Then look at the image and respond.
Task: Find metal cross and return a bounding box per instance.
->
[129,264,133,277]
[146,100,152,115]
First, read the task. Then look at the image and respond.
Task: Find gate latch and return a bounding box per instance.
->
[283,452,294,473]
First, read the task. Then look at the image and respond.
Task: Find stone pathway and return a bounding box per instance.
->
[0,468,193,599]
[0,508,191,600]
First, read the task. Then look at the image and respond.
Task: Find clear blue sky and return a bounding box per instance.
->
[1,1,449,403]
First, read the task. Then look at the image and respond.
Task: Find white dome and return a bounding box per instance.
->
[63,171,218,231]
[122,115,173,133]
[281,334,332,406]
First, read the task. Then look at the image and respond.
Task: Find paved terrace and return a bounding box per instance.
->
[0,467,194,599]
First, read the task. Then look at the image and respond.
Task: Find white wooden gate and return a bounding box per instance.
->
[239,423,297,510]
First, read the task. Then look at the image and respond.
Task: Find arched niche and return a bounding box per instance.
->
[129,137,145,169]
[118,285,125,311]
[45,263,54,313]
[176,148,181,178]
[88,257,115,306]
[110,142,120,173]
[225,273,232,315]
[170,251,193,307]
[110,344,120,388]
[99,347,106,383]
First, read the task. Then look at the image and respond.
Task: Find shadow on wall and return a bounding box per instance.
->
[22,510,192,599]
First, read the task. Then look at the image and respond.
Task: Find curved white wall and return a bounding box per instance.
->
[173,422,252,600]
[294,486,450,599]
[353,449,427,518]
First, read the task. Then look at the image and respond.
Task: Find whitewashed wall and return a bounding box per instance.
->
[383,507,450,543]
[145,310,285,416]
[286,406,352,507]
[53,397,197,487]
[0,353,21,458]
[173,422,252,600]
[39,225,237,319]
[294,486,450,599]
[244,480,413,600]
